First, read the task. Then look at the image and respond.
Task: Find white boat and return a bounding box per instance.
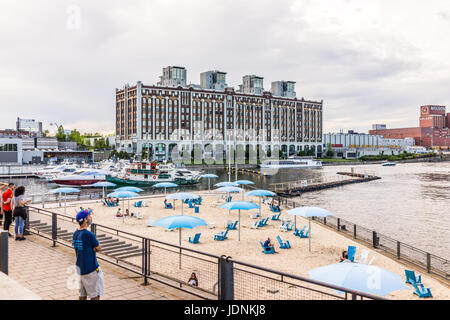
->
[34,164,78,180]
[52,169,108,186]
[260,157,322,169]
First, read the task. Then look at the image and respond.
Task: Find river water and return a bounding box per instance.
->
[7,162,450,259]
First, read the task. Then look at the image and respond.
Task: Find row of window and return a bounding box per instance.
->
[0,144,18,152]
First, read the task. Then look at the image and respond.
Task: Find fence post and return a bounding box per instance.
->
[372,231,378,248]
[52,213,57,247]
[426,253,431,273]
[353,225,357,239]
[218,256,234,300]
[397,241,400,259]
[90,223,96,236]
[142,238,148,285]
[0,231,8,275]
[324,217,327,225]
[23,207,30,236]
[337,218,340,231]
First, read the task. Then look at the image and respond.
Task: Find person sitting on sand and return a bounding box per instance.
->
[263,237,276,253]
[116,208,122,217]
[188,272,198,286]
[339,250,348,262]
[124,209,130,217]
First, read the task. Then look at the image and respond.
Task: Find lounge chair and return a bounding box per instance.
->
[412,283,432,298]
[259,241,275,254]
[299,229,309,238]
[279,221,289,232]
[225,196,232,202]
[188,200,195,208]
[347,246,357,262]
[193,197,202,205]
[134,212,143,220]
[105,200,116,207]
[194,206,200,214]
[134,201,143,208]
[262,197,272,204]
[285,222,294,231]
[405,270,422,285]
[227,221,238,230]
[269,204,281,213]
[214,229,229,241]
[164,202,173,209]
[257,218,269,228]
[251,221,260,229]
[276,235,291,249]
[271,212,282,221]
[189,233,201,244]
[294,226,306,237]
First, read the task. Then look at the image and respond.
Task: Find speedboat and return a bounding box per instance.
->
[34,164,78,180]
[52,169,108,186]
[381,162,396,167]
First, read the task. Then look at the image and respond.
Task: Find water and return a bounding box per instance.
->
[5,162,450,259]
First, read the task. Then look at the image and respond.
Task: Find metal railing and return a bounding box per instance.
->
[277,197,450,281]
[24,205,384,300]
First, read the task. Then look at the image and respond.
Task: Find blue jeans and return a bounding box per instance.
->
[15,216,24,236]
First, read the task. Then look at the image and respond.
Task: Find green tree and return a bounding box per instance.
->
[297,150,307,156]
[42,129,50,137]
[326,149,334,158]
[56,126,66,141]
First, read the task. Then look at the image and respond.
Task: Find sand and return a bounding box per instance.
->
[47,192,450,300]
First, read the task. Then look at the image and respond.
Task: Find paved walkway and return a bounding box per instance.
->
[7,234,199,300]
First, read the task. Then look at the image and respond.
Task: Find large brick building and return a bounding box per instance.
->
[115,66,324,160]
[369,105,450,149]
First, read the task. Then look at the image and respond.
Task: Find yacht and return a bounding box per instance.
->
[260,156,322,169]
[34,164,78,180]
[52,169,108,186]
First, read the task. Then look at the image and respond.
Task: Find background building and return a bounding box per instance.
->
[0,138,22,164]
[200,70,227,91]
[369,105,450,149]
[16,118,42,137]
[271,81,296,98]
[115,66,324,160]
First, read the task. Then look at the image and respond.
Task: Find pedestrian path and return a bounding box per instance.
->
[7,235,199,300]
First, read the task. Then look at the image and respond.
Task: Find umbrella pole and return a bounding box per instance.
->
[179,228,182,269]
[295,216,297,230]
[64,193,67,215]
[238,209,241,241]
[102,186,105,199]
[309,219,311,252]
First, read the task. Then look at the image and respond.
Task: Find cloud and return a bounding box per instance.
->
[0,0,449,135]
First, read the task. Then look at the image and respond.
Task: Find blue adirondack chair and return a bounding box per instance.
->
[194,206,199,214]
[227,221,238,230]
[276,235,291,249]
[164,202,173,209]
[226,196,232,202]
[286,222,294,231]
[299,229,310,238]
[193,197,202,205]
[347,246,357,262]
[259,241,275,254]
[257,219,264,228]
[271,212,282,221]
[412,283,432,298]
[214,229,229,241]
[269,204,281,213]
[188,200,195,208]
[134,201,143,208]
[405,270,422,285]
[294,226,306,237]
[189,233,201,244]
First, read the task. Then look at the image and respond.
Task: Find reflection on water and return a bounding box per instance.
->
[3,162,450,259]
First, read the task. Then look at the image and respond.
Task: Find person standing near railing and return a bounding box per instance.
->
[13,186,31,241]
[1,182,15,237]
[72,209,103,300]
[0,182,8,226]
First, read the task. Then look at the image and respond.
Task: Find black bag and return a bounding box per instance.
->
[13,206,27,220]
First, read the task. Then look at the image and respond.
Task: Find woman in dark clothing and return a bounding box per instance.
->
[13,186,31,241]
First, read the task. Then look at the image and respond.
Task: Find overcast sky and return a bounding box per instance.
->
[1,0,450,135]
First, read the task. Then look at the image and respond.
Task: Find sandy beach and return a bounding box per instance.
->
[47,191,450,300]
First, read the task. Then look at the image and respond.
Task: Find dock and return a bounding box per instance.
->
[0,174,37,179]
[271,172,381,196]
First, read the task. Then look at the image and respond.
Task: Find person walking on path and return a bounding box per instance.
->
[13,186,31,241]
[1,183,15,237]
[72,209,104,300]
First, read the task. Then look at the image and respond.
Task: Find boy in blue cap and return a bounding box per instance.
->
[72,209,103,300]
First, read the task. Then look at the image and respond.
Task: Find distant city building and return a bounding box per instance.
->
[372,124,386,130]
[369,105,450,149]
[0,137,22,164]
[200,70,227,91]
[115,66,324,160]
[323,132,415,159]
[157,66,187,88]
[271,81,296,99]
[16,118,42,137]
[238,75,264,95]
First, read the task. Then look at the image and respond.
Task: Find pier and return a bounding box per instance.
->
[271,171,381,196]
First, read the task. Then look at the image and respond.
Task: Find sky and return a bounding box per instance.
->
[1,0,450,135]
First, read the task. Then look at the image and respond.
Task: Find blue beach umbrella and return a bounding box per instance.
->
[152,182,178,195]
[115,186,144,193]
[235,180,255,200]
[308,262,409,297]
[246,189,276,216]
[166,192,199,214]
[287,206,335,252]
[51,187,80,215]
[214,181,238,188]
[88,181,116,198]
[154,215,208,268]
[219,201,259,241]
[200,174,219,190]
